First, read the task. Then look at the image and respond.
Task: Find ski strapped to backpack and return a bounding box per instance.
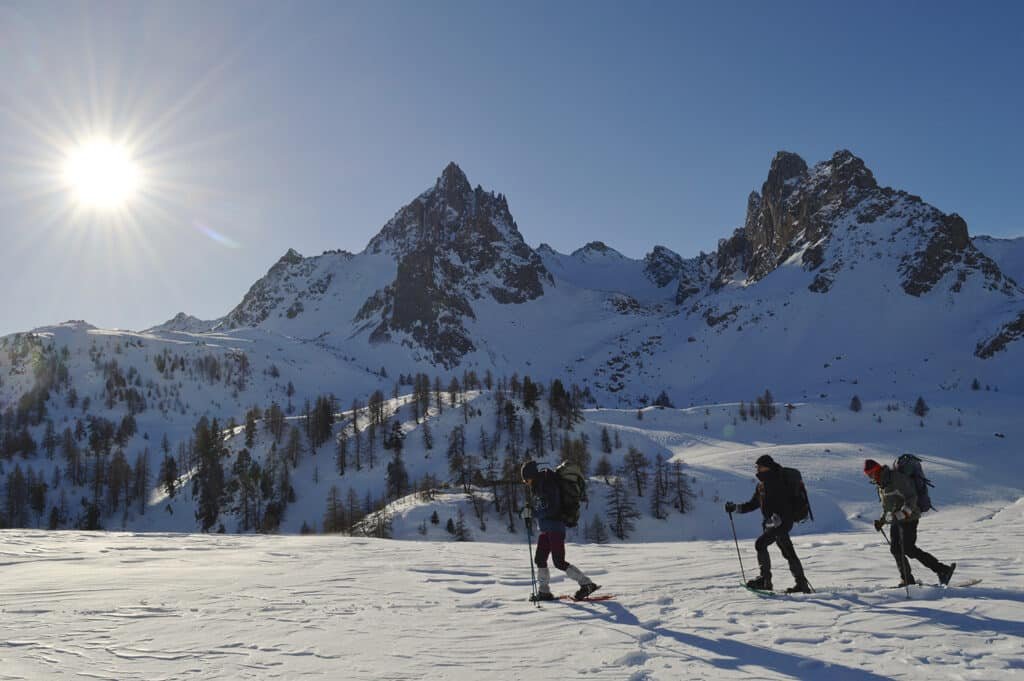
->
[781,467,813,523]
[554,461,587,528]
[894,454,935,512]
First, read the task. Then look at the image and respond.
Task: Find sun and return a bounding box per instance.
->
[62,138,142,210]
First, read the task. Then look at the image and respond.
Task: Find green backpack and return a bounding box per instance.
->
[554,461,587,528]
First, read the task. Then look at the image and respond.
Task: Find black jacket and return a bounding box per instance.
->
[738,465,795,526]
[531,469,565,533]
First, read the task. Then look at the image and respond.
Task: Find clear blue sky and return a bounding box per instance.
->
[1,0,1022,336]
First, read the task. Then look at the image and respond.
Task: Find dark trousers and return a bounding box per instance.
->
[535,531,569,570]
[755,524,805,582]
[891,520,944,581]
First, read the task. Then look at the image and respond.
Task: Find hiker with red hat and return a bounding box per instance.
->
[863,458,955,587]
[724,454,812,593]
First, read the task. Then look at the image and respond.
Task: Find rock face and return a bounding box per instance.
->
[358,163,551,366]
[643,246,684,288]
[704,149,1014,299]
[221,249,349,329]
[713,150,878,287]
[148,312,217,334]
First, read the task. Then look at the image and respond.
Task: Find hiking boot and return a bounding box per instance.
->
[573,583,600,601]
[896,577,917,588]
[938,562,957,586]
[785,579,812,594]
[530,591,555,602]
[746,576,772,591]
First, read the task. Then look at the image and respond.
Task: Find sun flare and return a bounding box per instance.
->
[62,139,142,210]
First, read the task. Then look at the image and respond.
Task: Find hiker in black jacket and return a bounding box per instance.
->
[520,461,599,602]
[725,454,811,593]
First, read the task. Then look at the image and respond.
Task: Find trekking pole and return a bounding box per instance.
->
[728,511,747,584]
[523,492,539,607]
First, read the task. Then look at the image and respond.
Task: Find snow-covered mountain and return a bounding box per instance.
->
[3,150,1024,536]
[142,150,1024,404]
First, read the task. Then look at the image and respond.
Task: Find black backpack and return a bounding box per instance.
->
[781,467,813,523]
[554,462,587,528]
[894,454,934,512]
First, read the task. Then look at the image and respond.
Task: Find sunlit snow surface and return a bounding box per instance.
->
[2,501,1022,680]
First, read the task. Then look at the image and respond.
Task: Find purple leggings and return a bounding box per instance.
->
[534,531,569,570]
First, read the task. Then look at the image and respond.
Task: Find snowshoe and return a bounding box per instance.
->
[938,562,957,586]
[785,580,812,594]
[573,583,600,601]
[746,576,772,591]
[530,591,556,602]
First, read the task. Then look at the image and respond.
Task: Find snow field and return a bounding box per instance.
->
[1,501,1021,680]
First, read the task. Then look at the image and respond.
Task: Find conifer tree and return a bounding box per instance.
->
[913,396,929,418]
[595,454,613,484]
[159,453,178,498]
[650,454,669,519]
[623,447,650,496]
[606,477,639,540]
[335,435,348,476]
[323,485,344,533]
[453,508,471,541]
[386,450,410,500]
[671,460,694,513]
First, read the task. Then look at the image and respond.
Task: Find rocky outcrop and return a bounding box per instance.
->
[976,311,1024,358]
[706,149,1015,302]
[714,150,880,286]
[572,241,623,260]
[218,249,351,329]
[358,163,551,367]
[643,246,683,287]
[148,312,217,334]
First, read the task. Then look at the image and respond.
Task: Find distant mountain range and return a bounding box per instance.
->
[4,150,1023,535]
[129,150,1023,403]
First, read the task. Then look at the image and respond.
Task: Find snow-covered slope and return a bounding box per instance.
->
[973,235,1024,285]
[3,501,1022,679]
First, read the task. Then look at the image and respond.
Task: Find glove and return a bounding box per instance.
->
[724,501,737,513]
[519,505,533,520]
[873,518,885,532]
[765,513,782,529]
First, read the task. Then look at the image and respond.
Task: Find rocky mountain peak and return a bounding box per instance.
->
[572,241,623,259]
[644,245,684,287]
[765,151,808,193]
[436,162,473,213]
[357,163,550,367]
[819,149,877,192]
[366,163,520,258]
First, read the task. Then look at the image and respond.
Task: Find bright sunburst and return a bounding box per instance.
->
[62,138,142,210]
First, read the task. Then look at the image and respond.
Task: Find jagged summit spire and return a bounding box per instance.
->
[767,151,809,188]
[437,161,470,190]
[433,161,473,214]
[823,149,876,190]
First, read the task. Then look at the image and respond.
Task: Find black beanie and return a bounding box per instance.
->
[755,454,777,468]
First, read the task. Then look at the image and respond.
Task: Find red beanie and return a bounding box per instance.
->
[863,459,882,481]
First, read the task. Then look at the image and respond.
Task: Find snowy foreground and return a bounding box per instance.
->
[2,502,1022,680]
